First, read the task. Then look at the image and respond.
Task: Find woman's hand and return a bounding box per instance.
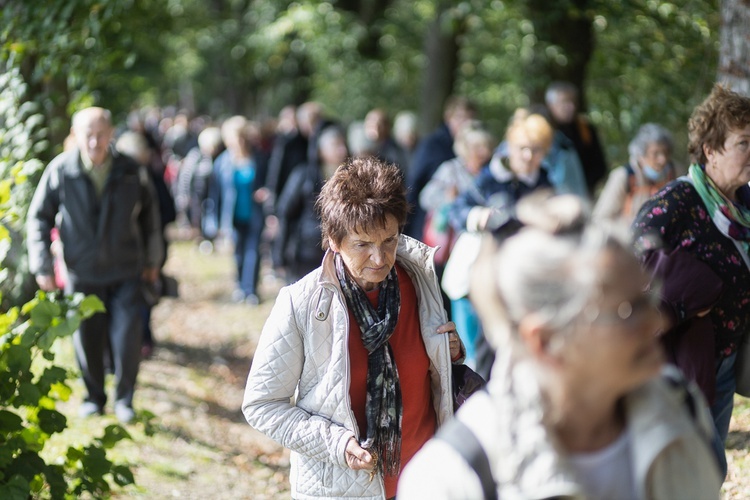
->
[35,274,57,292]
[437,321,463,361]
[345,437,376,471]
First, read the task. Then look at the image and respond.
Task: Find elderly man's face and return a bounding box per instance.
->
[75,114,114,166]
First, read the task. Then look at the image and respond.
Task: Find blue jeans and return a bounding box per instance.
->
[709,351,736,480]
[234,218,263,297]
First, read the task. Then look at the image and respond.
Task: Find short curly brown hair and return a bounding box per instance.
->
[315,156,409,250]
[688,84,750,164]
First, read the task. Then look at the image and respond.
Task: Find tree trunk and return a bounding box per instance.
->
[524,0,595,109]
[418,8,462,134]
[718,0,750,95]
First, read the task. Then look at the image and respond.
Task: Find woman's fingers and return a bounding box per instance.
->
[436,321,456,334]
[345,438,375,470]
[437,322,463,360]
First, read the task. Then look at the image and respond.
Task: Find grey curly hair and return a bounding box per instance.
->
[627,123,673,165]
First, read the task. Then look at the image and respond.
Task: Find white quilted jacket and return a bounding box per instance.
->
[243,235,454,499]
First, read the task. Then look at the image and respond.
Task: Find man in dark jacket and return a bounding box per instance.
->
[264,105,309,217]
[404,96,477,240]
[545,81,608,195]
[27,107,164,424]
[363,108,408,171]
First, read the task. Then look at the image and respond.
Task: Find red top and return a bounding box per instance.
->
[347,264,437,498]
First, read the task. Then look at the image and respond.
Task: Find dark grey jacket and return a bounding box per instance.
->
[27,147,163,286]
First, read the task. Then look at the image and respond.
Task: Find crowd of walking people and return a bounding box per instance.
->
[26,80,750,498]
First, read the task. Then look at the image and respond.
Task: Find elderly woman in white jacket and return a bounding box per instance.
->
[243,157,461,500]
[399,192,721,500]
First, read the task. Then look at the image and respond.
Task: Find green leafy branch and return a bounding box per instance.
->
[0,288,137,499]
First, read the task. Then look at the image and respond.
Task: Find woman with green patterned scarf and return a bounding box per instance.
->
[632,84,750,483]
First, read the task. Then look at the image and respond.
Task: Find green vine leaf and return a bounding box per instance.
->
[0,474,30,500]
[78,295,105,318]
[100,424,132,449]
[37,408,66,435]
[0,409,23,432]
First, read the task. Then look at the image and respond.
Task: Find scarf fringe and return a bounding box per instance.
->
[377,429,402,477]
[335,253,404,477]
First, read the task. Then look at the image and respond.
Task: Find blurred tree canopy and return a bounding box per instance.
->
[718,0,750,95]
[1,0,721,169]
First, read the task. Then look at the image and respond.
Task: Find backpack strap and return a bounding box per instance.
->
[662,367,698,420]
[661,365,715,450]
[436,415,497,500]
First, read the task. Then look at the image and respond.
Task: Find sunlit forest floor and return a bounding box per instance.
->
[50,236,749,499]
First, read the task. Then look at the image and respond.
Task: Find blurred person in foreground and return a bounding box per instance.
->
[27,107,164,423]
[632,84,750,480]
[594,123,677,225]
[400,192,721,499]
[243,157,463,499]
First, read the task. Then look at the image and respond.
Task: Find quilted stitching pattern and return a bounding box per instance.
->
[243,237,454,498]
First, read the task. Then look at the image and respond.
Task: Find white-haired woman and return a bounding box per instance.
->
[419,119,496,252]
[420,120,496,368]
[594,123,677,224]
[400,192,721,499]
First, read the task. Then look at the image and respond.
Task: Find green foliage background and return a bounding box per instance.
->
[133,0,718,167]
[2,0,720,167]
[0,0,722,304]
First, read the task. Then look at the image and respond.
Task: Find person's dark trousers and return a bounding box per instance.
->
[234,214,264,297]
[68,277,144,409]
[142,304,154,347]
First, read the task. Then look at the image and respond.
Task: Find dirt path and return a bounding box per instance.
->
[124,238,290,499]
[122,237,750,499]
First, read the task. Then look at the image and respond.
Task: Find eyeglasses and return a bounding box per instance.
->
[583,292,662,327]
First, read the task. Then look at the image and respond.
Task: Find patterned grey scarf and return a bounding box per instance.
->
[334,253,403,476]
